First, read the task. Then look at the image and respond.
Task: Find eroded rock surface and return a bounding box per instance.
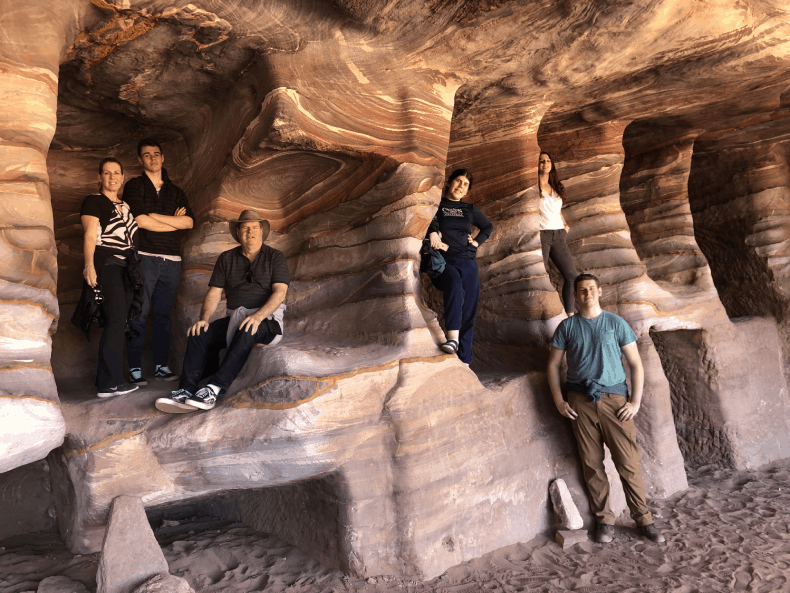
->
[96,496,169,593]
[1,0,790,582]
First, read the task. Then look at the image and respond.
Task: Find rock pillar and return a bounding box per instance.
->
[0,1,89,472]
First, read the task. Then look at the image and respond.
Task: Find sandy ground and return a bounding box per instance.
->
[2,459,790,593]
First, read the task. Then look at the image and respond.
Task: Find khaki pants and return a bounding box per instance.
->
[568,391,653,526]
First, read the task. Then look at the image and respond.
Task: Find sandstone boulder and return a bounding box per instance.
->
[37,577,89,593]
[132,574,194,593]
[3,0,790,584]
[96,496,169,593]
[549,479,583,531]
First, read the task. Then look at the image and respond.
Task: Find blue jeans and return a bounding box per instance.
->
[127,255,181,369]
[179,316,276,393]
[430,256,479,364]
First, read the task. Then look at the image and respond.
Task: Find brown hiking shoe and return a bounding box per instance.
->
[640,524,666,543]
[595,524,614,543]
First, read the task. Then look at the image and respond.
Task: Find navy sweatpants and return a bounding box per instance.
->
[430,256,479,364]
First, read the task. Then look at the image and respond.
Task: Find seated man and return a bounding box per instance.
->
[155,210,289,413]
[547,273,665,544]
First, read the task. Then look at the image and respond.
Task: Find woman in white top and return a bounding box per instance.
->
[537,151,578,315]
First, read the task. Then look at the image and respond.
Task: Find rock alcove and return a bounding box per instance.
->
[2,0,790,581]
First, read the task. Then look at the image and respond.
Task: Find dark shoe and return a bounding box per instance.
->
[97,382,139,398]
[640,524,665,543]
[440,339,459,354]
[154,366,179,381]
[186,386,217,411]
[128,368,148,386]
[155,389,197,414]
[595,523,614,544]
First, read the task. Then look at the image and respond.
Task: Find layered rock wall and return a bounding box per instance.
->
[0,1,95,471]
[3,0,790,582]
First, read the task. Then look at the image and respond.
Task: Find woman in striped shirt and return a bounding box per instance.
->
[81,157,139,397]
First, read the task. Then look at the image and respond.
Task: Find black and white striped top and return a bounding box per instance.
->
[80,193,138,258]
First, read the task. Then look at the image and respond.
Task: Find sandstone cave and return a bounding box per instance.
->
[2,1,790,591]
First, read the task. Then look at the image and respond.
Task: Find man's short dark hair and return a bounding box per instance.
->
[574,273,600,291]
[137,138,162,157]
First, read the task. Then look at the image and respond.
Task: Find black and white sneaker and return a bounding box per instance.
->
[97,382,139,398]
[186,386,217,410]
[129,368,148,386]
[155,389,197,414]
[154,366,179,382]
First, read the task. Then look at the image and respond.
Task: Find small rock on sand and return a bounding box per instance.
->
[132,574,195,593]
[555,530,588,549]
[549,479,584,530]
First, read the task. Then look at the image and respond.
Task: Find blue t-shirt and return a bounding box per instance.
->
[551,311,637,387]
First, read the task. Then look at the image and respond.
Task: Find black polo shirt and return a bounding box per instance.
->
[209,245,290,310]
[123,168,194,257]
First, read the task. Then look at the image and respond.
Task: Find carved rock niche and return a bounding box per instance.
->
[1,0,790,582]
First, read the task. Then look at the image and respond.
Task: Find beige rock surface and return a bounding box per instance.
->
[36,576,89,593]
[1,0,790,582]
[131,574,194,593]
[96,496,170,593]
[554,530,588,550]
[549,479,583,531]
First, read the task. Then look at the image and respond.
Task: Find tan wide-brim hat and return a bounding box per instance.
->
[229,210,271,243]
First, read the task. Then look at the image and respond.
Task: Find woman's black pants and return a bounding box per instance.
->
[540,229,578,314]
[429,255,479,364]
[95,260,133,390]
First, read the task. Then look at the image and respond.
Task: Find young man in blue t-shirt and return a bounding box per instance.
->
[547,273,665,544]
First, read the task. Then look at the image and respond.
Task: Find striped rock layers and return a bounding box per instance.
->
[3,0,790,582]
[0,1,94,471]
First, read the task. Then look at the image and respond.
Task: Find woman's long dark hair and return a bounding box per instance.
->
[442,168,474,198]
[538,151,565,200]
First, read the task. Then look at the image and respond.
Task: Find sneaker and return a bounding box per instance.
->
[640,524,666,543]
[97,382,139,398]
[128,368,148,387]
[186,386,217,411]
[154,366,179,381]
[155,389,197,414]
[595,523,614,544]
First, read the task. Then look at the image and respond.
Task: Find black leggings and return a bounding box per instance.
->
[540,229,578,314]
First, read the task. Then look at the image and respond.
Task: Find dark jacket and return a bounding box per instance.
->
[71,282,105,341]
[124,254,145,338]
[122,168,194,256]
[71,257,145,341]
[426,198,494,259]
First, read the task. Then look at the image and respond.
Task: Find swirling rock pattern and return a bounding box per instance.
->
[1,0,790,581]
[0,2,82,471]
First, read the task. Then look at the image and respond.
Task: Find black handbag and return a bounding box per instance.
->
[420,239,446,278]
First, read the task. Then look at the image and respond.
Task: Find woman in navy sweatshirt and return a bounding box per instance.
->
[426,169,494,365]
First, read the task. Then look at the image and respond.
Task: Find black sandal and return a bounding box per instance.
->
[440,339,459,354]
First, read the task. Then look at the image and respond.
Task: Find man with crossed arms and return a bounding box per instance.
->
[547,273,665,544]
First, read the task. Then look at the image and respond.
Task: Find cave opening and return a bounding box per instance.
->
[648,327,737,470]
[145,472,346,573]
[618,117,711,292]
[686,132,790,321]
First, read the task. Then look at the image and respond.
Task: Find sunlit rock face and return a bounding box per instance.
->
[2,0,790,581]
